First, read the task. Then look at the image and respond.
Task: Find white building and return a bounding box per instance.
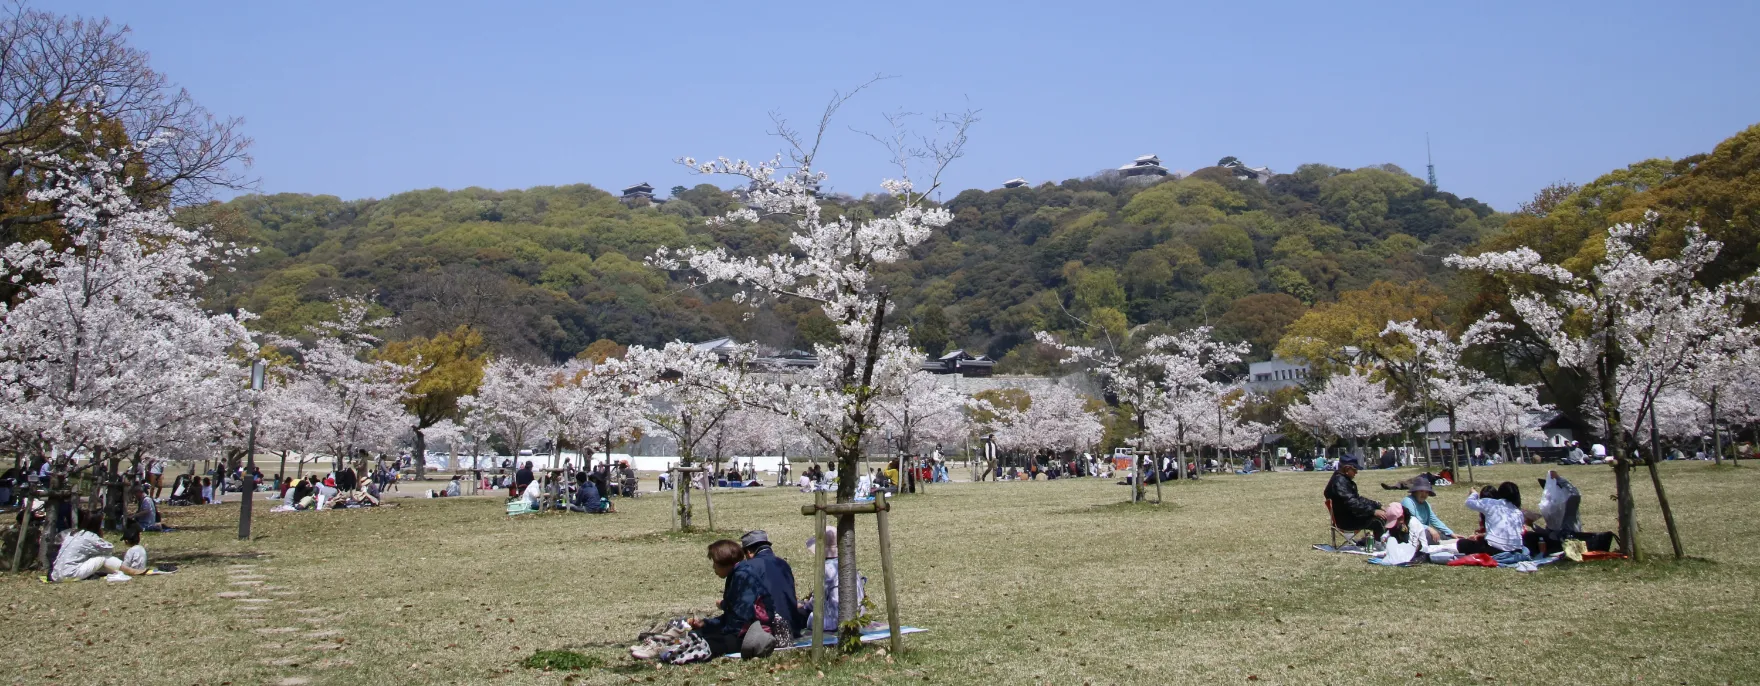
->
[1247,356,1310,393]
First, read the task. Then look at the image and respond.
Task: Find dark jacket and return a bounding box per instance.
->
[1324,471,1380,528]
[573,481,604,513]
[745,546,802,636]
[700,560,764,640]
[515,466,534,489]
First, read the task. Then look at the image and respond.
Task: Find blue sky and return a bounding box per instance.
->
[79,1,1760,210]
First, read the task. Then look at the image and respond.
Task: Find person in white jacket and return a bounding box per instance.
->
[1459,482,1527,556]
[798,526,864,635]
[51,512,145,582]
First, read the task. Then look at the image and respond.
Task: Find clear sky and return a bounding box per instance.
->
[77,1,1760,210]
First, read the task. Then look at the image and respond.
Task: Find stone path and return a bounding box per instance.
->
[212,561,352,685]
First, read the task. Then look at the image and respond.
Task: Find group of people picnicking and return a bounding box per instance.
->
[502,460,640,514]
[271,464,400,511]
[1324,455,1617,566]
[628,528,866,664]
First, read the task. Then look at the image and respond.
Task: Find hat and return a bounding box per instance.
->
[1409,477,1435,496]
[806,525,838,559]
[1339,456,1360,469]
[740,530,771,549]
[1381,502,1405,529]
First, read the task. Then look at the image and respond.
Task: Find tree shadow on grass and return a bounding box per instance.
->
[601,529,741,545]
[154,550,271,565]
[1048,500,1184,516]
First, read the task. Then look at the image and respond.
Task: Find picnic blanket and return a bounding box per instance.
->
[720,626,926,658]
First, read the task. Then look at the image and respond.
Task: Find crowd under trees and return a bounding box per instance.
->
[6,3,1760,590]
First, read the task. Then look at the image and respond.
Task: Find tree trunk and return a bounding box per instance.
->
[831,294,889,648]
[412,428,428,481]
[1446,410,1459,482]
[1710,389,1723,466]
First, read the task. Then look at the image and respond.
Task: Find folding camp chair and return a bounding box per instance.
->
[1326,500,1377,549]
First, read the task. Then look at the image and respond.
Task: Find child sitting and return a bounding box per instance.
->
[121,525,148,573]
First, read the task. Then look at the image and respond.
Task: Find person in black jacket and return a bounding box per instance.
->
[1324,458,1387,536]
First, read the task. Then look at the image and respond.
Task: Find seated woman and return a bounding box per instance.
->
[631,540,772,663]
[797,526,865,636]
[1459,482,1526,556]
[50,511,145,582]
[1399,477,1454,544]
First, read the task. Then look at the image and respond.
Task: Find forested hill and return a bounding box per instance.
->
[193,161,1502,365]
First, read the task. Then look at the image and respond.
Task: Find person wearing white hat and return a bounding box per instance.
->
[799,526,866,635]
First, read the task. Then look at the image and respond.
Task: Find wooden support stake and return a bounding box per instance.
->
[798,500,888,516]
[702,476,714,531]
[810,490,828,664]
[875,499,902,654]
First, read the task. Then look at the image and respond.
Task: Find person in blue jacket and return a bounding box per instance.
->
[740,530,800,639]
[1399,476,1454,544]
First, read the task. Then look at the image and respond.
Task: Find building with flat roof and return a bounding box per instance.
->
[1247,356,1310,393]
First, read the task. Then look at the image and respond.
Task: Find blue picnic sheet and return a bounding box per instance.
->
[721,626,926,657]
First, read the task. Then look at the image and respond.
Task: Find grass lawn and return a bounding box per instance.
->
[4,461,1757,685]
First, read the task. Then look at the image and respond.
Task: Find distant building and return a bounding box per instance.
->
[621,182,655,205]
[1117,154,1171,179]
[920,349,995,377]
[1002,177,1030,189]
[1421,412,1575,452]
[689,337,820,370]
[1219,158,1275,185]
[1247,356,1310,393]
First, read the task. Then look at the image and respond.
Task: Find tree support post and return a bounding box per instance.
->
[799,497,902,658]
[810,490,828,663]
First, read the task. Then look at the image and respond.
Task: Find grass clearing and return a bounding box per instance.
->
[4,462,1757,685]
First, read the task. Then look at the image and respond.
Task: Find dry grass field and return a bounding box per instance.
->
[4,461,1757,686]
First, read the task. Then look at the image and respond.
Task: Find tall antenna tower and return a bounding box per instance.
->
[1426,133,1437,188]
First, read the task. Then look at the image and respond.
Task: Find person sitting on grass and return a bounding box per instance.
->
[129,486,168,532]
[740,531,798,643]
[50,511,145,582]
[797,525,866,636]
[568,472,606,513]
[1324,457,1388,541]
[631,539,775,663]
[120,524,148,573]
[1399,476,1454,544]
[1458,482,1527,556]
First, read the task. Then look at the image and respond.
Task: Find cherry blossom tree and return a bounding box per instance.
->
[0,120,252,562]
[1447,215,1760,559]
[463,358,553,468]
[1382,316,1510,477]
[1037,326,1248,501]
[256,375,333,479]
[1455,382,1548,463]
[551,357,645,473]
[624,340,761,528]
[991,384,1103,467]
[647,90,975,639]
[872,372,976,475]
[1691,346,1760,465]
[1285,369,1400,458]
[271,298,413,472]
